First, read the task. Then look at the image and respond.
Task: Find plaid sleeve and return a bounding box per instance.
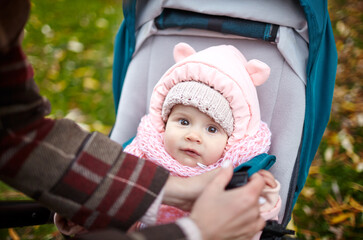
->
[0,45,180,237]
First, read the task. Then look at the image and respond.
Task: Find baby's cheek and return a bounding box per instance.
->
[164,139,175,158]
[205,146,224,165]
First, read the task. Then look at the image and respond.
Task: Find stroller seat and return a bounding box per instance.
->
[110,1,309,225]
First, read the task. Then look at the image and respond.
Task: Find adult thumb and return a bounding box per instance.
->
[210,160,234,190]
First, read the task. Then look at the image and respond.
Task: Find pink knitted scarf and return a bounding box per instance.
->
[125,114,271,177]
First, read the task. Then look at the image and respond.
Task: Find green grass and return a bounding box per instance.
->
[24,0,122,133]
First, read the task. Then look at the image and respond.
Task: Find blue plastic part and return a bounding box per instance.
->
[234,153,276,177]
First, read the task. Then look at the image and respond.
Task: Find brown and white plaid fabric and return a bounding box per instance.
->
[0,44,185,239]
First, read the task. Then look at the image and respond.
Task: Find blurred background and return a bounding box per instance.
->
[0,0,361,239]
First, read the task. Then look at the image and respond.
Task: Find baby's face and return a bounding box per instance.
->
[164,105,228,167]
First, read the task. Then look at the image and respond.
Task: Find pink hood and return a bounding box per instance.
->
[125,43,272,175]
[149,43,270,149]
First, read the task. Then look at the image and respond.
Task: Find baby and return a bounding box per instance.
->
[125,43,281,232]
[55,43,281,239]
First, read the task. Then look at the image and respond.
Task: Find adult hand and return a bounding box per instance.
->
[162,168,219,211]
[190,162,266,240]
[54,213,87,236]
[258,169,277,188]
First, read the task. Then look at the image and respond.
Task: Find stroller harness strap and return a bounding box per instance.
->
[155,8,279,42]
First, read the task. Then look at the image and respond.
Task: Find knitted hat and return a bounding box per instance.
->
[162,81,234,136]
[149,42,270,150]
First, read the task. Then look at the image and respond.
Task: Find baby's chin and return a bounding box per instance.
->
[174,157,199,168]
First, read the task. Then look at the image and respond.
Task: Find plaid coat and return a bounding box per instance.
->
[0,45,186,239]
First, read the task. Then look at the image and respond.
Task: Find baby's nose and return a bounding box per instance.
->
[185,131,202,143]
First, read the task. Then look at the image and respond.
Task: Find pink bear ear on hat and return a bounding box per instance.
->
[245,59,271,86]
[173,42,196,63]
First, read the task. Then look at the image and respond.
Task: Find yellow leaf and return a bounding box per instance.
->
[83,49,101,60]
[349,197,363,212]
[54,49,66,61]
[8,228,20,240]
[348,152,360,165]
[336,21,350,38]
[51,80,67,92]
[301,187,315,198]
[330,213,354,225]
[308,166,320,175]
[356,162,363,172]
[341,101,356,112]
[323,207,342,215]
[327,195,340,208]
[351,182,363,192]
[287,218,297,233]
[47,66,60,80]
[68,40,84,53]
[96,18,109,28]
[329,132,340,145]
[323,204,350,215]
[324,147,334,162]
[338,130,354,153]
[92,121,111,135]
[336,40,344,51]
[83,77,100,90]
[338,130,360,164]
[74,67,95,78]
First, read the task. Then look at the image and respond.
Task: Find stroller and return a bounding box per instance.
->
[0,0,337,239]
[109,0,337,236]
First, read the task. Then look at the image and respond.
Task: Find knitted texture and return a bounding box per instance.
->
[125,114,271,177]
[162,81,234,136]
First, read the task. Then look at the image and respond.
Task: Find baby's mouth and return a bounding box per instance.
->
[181,148,200,158]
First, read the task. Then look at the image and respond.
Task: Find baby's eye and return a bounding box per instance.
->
[178,119,189,125]
[207,126,218,133]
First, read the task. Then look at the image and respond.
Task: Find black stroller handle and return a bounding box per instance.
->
[0,200,54,228]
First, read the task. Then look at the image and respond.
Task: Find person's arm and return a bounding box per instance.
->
[0,43,193,240]
[0,45,170,231]
[73,163,267,240]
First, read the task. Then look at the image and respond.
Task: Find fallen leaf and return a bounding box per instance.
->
[8,228,20,240]
[83,77,100,90]
[329,213,354,225]
[349,197,363,212]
